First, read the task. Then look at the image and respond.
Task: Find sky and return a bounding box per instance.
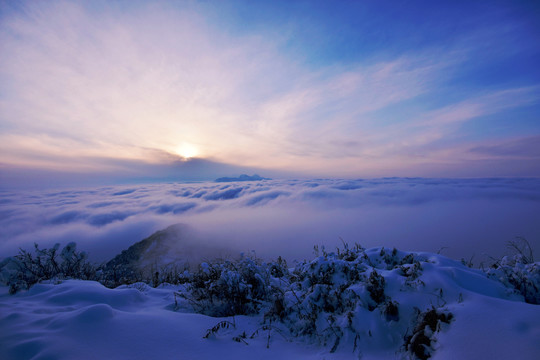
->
[1,0,540,184]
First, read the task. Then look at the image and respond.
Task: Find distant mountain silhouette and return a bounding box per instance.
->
[215,174,270,182]
[0,157,274,190]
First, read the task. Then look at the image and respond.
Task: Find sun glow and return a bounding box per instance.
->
[174,143,199,159]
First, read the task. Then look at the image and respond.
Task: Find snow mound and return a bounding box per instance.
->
[1,246,539,360]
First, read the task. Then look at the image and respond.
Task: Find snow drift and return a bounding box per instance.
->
[1,238,539,360]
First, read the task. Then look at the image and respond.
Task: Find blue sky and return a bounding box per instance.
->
[0,0,539,183]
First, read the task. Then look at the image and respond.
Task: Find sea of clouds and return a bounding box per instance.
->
[1,178,539,263]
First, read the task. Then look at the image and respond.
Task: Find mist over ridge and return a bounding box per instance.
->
[1,177,539,265]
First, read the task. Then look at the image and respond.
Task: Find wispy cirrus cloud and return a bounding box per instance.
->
[0,0,539,177]
[469,135,540,159]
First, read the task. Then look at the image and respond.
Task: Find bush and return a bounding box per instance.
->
[275,245,430,353]
[483,237,539,304]
[1,242,96,294]
[404,307,454,360]
[180,254,288,317]
[487,255,540,304]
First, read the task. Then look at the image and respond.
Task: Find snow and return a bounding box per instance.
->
[0,281,325,360]
[1,248,539,359]
[433,296,540,360]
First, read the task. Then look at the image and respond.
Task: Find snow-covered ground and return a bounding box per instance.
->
[1,248,539,360]
[0,281,330,360]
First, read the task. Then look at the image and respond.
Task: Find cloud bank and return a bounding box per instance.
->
[1,178,539,263]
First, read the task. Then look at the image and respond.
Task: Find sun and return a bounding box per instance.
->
[174,143,199,159]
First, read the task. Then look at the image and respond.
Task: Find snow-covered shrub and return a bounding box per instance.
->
[181,255,289,317]
[366,269,386,308]
[403,307,454,360]
[487,255,540,304]
[99,263,145,288]
[59,242,95,279]
[153,265,191,286]
[383,300,400,322]
[0,243,96,294]
[100,262,189,288]
[484,238,540,304]
[273,245,434,354]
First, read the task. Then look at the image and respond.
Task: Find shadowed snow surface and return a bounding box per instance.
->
[1,249,539,360]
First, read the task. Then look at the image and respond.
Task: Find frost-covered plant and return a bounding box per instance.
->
[100,262,189,288]
[506,237,534,264]
[1,242,96,294]
[366,269,386,308]
[274,245,430,353]
[484,237,539,304]
[99,263,145,288]
[487,255,540,304]
[403,307,454,360]
[152,264,191,286]
[383,300,400,322]
[59,242,95,279]
[181,254,288,317]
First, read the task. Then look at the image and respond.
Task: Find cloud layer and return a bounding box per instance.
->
[1,178,539,263]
